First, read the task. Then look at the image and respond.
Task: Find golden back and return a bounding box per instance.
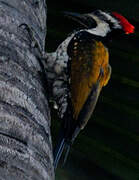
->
[70,40,110,120]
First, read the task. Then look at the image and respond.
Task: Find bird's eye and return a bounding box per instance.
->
[84,16,97,29]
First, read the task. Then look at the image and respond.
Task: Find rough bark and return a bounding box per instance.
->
[0,0,54,179]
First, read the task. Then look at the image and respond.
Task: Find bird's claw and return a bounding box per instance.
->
[18,23,37,48]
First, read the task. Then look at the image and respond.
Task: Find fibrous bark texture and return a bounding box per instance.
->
[0,0,54,179]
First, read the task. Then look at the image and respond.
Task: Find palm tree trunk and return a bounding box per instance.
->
[0,0,54,179]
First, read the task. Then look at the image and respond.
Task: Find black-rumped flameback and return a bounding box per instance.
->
[45,10,135,169]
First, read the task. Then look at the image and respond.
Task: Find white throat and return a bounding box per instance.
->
[86,21,111,37]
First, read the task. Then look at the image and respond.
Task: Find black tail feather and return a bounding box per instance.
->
[53,103,79,169]
[54,138,66,170]
[53,125,81,170]
[53,137,72,170]
[63,144,71,166]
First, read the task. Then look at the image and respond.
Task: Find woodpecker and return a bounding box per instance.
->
[45,10,135,169]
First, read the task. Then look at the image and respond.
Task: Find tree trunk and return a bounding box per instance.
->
[0,0,54,179]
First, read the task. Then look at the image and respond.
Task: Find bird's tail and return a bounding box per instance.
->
[53,125,81,170]
[53,136,71,170]
[53,103,80,170]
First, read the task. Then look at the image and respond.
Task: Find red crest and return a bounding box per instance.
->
[112,12,135,34]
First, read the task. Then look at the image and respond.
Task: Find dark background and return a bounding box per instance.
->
[46,1,139,179]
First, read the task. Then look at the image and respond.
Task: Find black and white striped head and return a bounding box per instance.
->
[65,10,135,37]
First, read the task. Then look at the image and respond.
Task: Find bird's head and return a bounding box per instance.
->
[64,10,135,37]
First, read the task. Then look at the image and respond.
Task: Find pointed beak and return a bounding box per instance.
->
[64,11,82,19]
[63,11,97,29]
